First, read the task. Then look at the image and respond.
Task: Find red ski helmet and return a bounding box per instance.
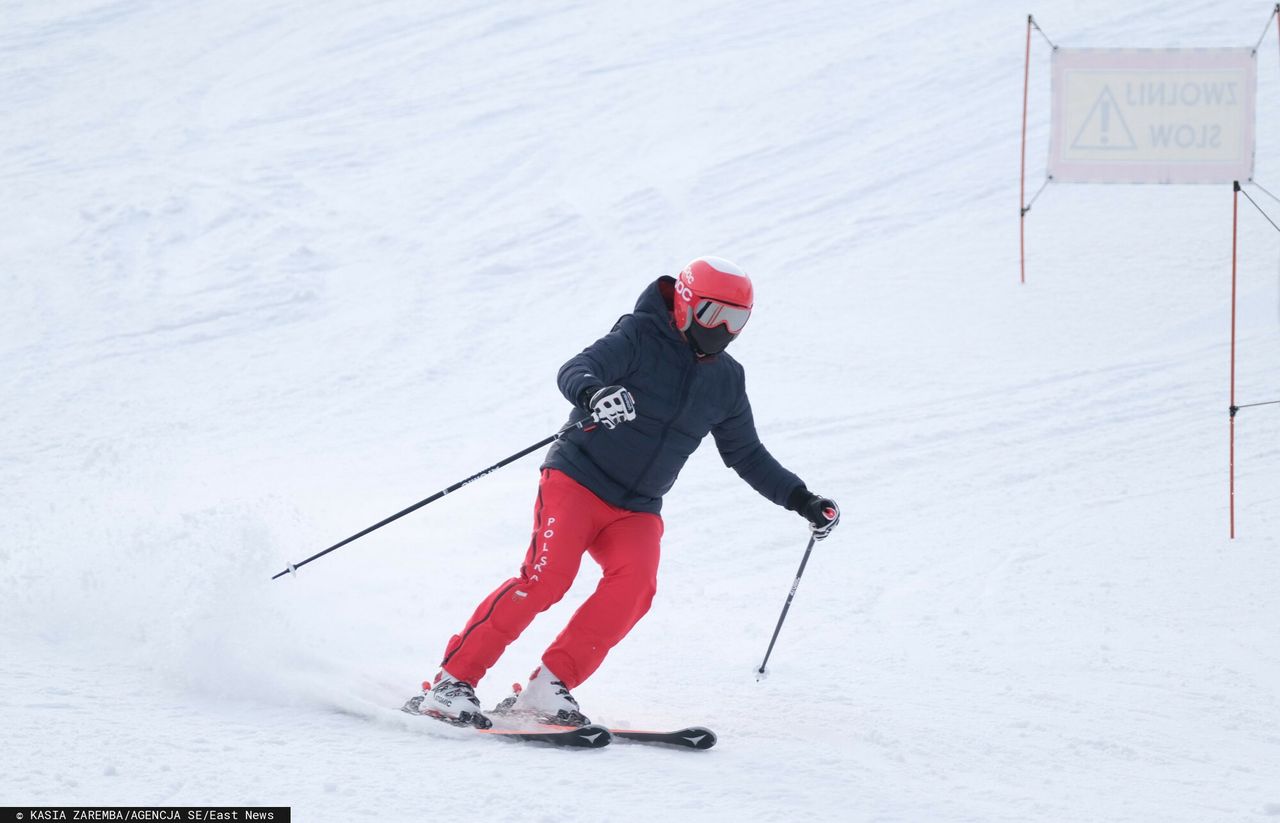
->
[672,256,754,355]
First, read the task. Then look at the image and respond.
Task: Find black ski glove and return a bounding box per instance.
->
[577,385,603,412]
[787,487,840,540]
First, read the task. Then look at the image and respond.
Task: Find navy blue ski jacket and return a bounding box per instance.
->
[542,277,805,514]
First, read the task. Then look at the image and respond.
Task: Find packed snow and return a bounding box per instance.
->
[3,0,1279,820]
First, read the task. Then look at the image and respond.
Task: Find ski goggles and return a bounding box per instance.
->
[691,299,751,333]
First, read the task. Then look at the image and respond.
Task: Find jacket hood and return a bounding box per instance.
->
[632,276,683,342]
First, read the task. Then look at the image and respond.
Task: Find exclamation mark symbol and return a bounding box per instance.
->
[1099,96,1110,145]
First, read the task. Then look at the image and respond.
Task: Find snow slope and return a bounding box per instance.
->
[3,0,1279,820]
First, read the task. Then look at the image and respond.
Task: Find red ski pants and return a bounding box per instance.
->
[440,468,663,690]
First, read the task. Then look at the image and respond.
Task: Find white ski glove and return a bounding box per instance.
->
[587,385,636,430]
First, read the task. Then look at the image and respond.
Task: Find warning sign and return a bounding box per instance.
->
[1048,48,1256,184]
[1070,86,1137,150]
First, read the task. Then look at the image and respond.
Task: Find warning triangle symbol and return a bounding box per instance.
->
[1070,86,1137,150]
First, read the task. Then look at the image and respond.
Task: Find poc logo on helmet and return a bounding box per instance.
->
[676,267,695,302]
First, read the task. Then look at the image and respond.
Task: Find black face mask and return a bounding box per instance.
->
[687,322,737,356]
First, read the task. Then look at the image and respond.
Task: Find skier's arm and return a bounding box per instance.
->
[557,315,640,410]
[712,388,805,507]
[714,376,840,537]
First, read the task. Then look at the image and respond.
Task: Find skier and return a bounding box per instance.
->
[403,256,840,728]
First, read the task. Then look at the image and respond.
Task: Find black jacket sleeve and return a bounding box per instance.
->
[557,315,640,410]
[712,377,805,507]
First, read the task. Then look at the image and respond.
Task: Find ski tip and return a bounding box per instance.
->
[683,726,717,749]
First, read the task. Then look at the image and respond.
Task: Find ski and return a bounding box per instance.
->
[479,724,613,748]
[529,720,717,750]
[486,701,714,749]
[402,700,612,747]
[611,727,716,752]
[609,726,716,749]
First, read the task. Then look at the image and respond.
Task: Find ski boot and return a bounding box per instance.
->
[492,665,590,727]
[402,671,492,729]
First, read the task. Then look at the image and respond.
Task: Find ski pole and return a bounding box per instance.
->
[271,417,598,580]
[755,532,819,679]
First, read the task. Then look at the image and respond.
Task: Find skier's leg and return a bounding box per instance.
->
[438,470,600,685]
[541,509,663,689]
